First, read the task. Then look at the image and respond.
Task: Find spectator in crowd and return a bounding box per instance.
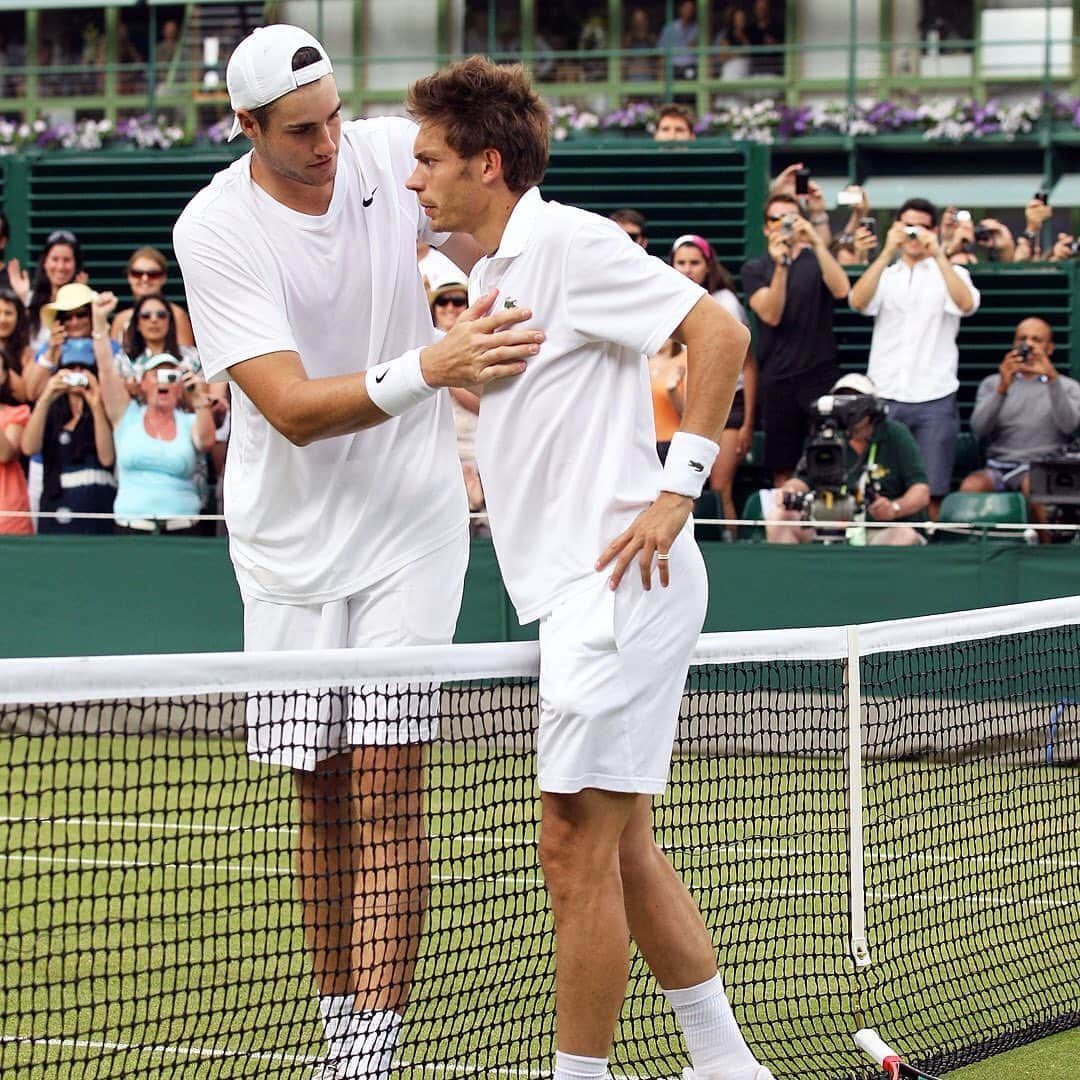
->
[110,247,195,346]
[609,208,648,248]
[99,348,216,535]
[1013,195,1055,262]
[648,335,685,463]
[121,291,199,375]
[0,353,31,535]
[0,285,32,402]
[939,206,1015,265]
[623,7,658,82]
[416,238,460,291]
[431,278,486,532]
[657,0,697,81]
[21,318,116,536]
[769,162,832,245]
[1046,231,1080,262]
[765,373,930,545]
[850,197,979,517]
[962,317,1080,529]
[10,229,86,352]
[742,191,850,485]
[748,0,785,75]
[670,234,756,535]
[831,185,878,266]
[653,102,695,140]
[714,4,751,79]
[156,18,181,66]
[0,209,11,290]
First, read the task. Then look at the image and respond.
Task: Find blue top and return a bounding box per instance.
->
[113,402,200,518]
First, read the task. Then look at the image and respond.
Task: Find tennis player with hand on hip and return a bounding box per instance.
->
[406,57,776,1080]
[173,27,543,1080]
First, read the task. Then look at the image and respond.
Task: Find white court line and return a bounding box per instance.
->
[3,851,1075,910]
[5,814,1078,874]
[0,1034,554,1077]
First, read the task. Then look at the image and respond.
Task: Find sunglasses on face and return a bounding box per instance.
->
[766,213,790,223]
[57,307,91,322]
[435,295,467,308]
[130,267,166,281]
[138,308,169,321]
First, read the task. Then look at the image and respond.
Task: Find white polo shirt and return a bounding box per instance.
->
[470,188,704,624]
[174,117,467,604]
[856,257,979,403]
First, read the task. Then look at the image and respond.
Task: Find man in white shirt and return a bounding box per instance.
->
[406,57,774,1080]
[173,26,543,1080]
[849,197,980,515]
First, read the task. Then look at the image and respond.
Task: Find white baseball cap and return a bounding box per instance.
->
[831,372,878,397]
[226,25,333,141]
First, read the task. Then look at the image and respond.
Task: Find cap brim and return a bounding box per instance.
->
[228,115,243,141]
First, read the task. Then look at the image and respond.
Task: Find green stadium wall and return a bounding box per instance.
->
[5,536,1079,658]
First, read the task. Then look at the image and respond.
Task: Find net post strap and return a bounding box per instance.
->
[846,623,871,970]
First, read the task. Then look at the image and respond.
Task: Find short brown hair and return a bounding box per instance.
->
[126,246,167,275]
[407,57,550,194]
[656,103,695,130]
[763,192,799,221]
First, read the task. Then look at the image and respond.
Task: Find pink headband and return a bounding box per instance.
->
[671,233,714,261]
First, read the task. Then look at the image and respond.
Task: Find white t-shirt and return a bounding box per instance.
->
[470,188,704,624]
[713,287,747,394]
[174,117,468,604]
[856,257,980,403]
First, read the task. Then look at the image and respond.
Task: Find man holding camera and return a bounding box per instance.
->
[765,373,930,545]
[742,191,850,485]
[850,197,979,517]
[961,318,1080,525]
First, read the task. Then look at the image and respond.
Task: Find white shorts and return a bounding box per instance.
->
[537,527,707,795]
[243,533,468,771]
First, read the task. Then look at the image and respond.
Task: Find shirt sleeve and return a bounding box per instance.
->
[1049,375,1080,437]
[969,375,1004,440]
[563,216,705,358]
[853,271,885,317]
[944,264,980,317]
[173,209,297,383]
[739,257,770,303]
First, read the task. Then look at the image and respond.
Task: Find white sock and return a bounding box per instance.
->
[340,1009,402,1080]
[318,994,356,1064]
[665,973,760,1080]
[553,1050,608,1079]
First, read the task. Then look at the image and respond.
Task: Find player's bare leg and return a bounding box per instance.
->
[618,795,770,1080]
[539,788,638,1062]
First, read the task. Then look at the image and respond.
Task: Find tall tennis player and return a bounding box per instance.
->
[173,27,543,1080]
[407,58,775,1080]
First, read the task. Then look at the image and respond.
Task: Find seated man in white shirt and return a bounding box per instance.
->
[849,197,979,517]
[406,57,774,1080]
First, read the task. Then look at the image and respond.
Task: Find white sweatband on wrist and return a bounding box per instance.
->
[661,431,720,498]
[365,349,437,417]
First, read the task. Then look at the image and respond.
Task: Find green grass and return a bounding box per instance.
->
[1,726,1078,1079]
[949,1027,1080,1078]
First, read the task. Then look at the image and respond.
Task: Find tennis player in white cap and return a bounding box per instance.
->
[173,25,543,1080]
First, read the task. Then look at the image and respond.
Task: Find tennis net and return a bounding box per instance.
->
[1,598,1078,1079]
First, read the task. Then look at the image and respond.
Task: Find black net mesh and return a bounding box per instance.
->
[1,625,1078,1079]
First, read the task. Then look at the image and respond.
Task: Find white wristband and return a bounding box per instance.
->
[365,349,437,417]
[661,431,719,498]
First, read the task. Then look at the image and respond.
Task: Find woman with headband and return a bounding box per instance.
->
[670,234,757,540]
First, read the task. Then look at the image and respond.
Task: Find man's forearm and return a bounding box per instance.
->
[849,253,889,311]
[895,483,930,516]
[815,242,850,299]
[969,388,1004,440]
[935,255,976,312]
[753,269,788,326]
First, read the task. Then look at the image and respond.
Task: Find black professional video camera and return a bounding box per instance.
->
[781,390,887,523]
[1029,449,1080,506]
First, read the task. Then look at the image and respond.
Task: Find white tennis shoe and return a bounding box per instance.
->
[680,1069,777,1080]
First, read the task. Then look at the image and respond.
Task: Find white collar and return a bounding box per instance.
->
[488,187,544,261]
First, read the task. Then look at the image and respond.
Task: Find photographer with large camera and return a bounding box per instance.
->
[765,374,930,545]
[850,197,979,518]
[960,318,1080,530]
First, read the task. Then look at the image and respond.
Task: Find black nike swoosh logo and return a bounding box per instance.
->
[363,187,378,207]
[689,460,704,472]
[375,369,388,383]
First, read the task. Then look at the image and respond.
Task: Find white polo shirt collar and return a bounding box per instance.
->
[488,186,544,261]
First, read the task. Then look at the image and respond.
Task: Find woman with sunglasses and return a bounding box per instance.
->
[670,233,757,540]
[431,280,486,532]
[9,229,87,353]
[0,285,32,403]
[109,247,195,347]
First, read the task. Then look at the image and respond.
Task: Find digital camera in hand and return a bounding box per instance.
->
[157,369,182,385]
[61,373,90,388]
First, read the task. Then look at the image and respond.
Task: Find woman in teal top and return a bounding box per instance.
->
[101,351,216,534]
